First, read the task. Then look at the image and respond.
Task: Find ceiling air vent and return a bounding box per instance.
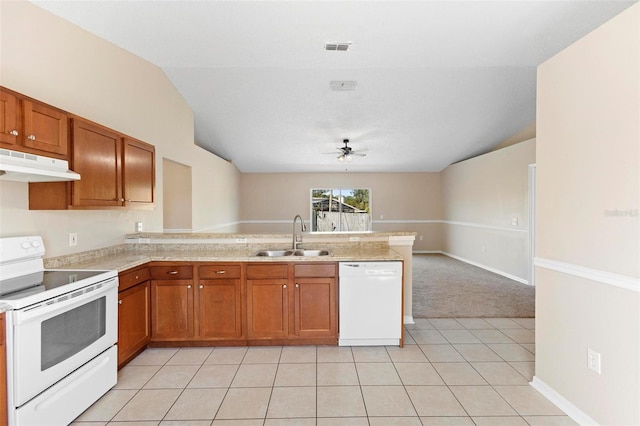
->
[330,81,358,91]
[325,42,351,52]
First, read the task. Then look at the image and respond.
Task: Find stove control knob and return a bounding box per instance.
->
[21,242,31,249]
[31,240,41,248]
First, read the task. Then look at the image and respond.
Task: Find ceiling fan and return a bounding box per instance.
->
[327,139,367,162]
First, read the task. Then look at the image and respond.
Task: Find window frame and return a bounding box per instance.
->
[308,187,372,233]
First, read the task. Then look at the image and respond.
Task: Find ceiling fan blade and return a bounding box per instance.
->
[352,152,367,157]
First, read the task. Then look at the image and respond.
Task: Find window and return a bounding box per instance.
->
[310,188,371,232]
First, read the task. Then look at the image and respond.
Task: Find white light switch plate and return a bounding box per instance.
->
[588,348,601,374]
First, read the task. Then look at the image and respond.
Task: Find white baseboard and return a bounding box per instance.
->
[412,250,442,254]
[530,376,599,426]
[404,315,414,324]
[440,251,529,285]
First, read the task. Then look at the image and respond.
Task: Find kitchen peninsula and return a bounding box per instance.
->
[44,232,415,367]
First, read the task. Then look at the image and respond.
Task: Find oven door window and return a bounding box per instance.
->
[41,296,106,371]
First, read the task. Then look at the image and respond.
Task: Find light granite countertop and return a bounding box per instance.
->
[43,231,413,272]
[47,246,404,273]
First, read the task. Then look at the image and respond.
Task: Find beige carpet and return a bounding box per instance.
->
[412,254,535,318]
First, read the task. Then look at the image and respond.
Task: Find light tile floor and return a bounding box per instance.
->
[72,318,578,426]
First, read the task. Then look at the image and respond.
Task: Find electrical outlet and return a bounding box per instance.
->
[482,245,486,253]
[512,217,519,226]
[69,233,78,246]
[135,221,143,232]
[419,235,423,241]
[588,348,602,374]
[379,214,384,220]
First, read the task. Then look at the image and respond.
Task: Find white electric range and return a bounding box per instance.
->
[0,236,118,426]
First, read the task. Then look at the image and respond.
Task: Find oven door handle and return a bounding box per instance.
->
[13,278,118,325]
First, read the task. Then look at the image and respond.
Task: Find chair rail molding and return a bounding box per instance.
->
[534,257,640,293]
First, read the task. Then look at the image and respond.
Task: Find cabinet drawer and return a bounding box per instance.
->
[150,265,193,280]
[294,263,336,278]
[199,264,241,279]
[119,266,150,292]
[246,264,288,279]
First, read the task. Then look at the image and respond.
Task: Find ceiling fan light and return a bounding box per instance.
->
[338,155,345,162]
[346,154,353,162]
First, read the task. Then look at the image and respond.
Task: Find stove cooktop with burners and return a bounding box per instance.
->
[0,236,117,309]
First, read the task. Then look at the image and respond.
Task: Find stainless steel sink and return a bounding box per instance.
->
[292,249,331,257]
[252,250,294,257]
[251,249,332,257]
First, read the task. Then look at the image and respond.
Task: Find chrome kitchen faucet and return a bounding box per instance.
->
[293,214,306,250]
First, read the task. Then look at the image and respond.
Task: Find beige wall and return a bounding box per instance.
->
[536,4,639,425]
[0,0,240,254]
[238,172,442,251]
[163,158,193,231]
[441,139,536,281]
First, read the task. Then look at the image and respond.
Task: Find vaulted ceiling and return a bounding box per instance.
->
[31,0,635,172]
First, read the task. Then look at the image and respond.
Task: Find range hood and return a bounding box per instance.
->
[0,148,80,182]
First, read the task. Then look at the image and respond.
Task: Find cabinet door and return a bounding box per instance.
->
[293,277,337,339]
[123,137,155,206]
[246,279,288,339]
[151,280,194,340]
[22,99,68,156]
[199,279,243,339]
[118,281,151,367]
[71,118,122,206]
[0,89,19,147]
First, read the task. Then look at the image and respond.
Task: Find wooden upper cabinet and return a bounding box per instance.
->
[0,89,19,147]
[22,99,68,156]
[71,118,122,207]
[0,87,68,157]
[30,117,156,210]
[123,137,155,206]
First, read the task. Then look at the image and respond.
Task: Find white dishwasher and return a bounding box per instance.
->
[339,261,403,346]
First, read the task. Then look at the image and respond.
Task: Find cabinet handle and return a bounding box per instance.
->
[118,300,122,305]
[168,271,178,275]
[295,284,299,288]
[9,130,18,136]
[199,285,204,289]
[135,275,139,279]
[216,270,226,274]
[187,285,192,289]
[120,198,125,202]
[27,134,36,140]
[283,284,287,289]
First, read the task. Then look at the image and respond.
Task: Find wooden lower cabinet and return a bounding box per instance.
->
[151,279,195,340]
[198,264,244,339]
[118,266,151,368]
[246,263,337,344]
[150,263,245,343]
[118,282,151,367]
[146,261,337,346]
[294,277,336,339]
[246,278,289,339]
